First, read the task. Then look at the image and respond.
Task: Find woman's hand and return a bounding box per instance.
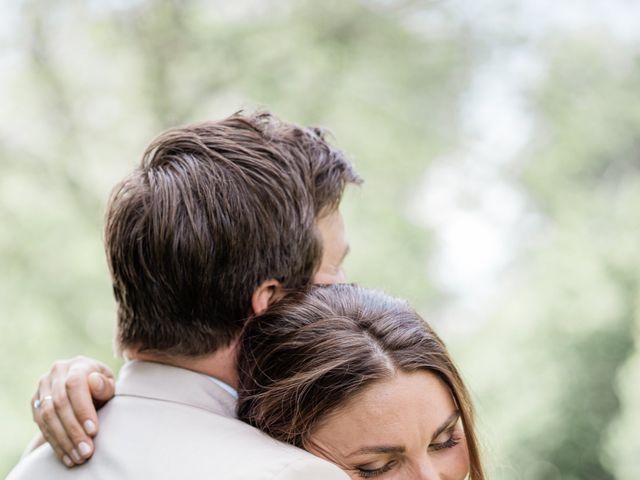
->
[30,356,116,467]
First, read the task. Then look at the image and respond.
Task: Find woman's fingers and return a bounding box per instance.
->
[31,356,116,466]
[41,409,82,464]
[54,369,95,461]
[32,373,79,465]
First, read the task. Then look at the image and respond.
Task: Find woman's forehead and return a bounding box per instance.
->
[310,370,457,452]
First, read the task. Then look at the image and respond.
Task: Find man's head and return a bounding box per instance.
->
[106,112,361,358]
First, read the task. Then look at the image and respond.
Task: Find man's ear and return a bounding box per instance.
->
[251,279,285,316]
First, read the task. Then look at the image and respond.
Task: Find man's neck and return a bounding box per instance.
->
[124,342,239,389]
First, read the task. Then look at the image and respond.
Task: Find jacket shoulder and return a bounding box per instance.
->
[222,421,347,479]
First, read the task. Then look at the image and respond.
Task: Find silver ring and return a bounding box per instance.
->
[33,395,53,410]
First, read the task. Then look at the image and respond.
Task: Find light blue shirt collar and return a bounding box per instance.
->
[207,376,239,400]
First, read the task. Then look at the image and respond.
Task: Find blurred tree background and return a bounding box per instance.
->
[1,0,638,478]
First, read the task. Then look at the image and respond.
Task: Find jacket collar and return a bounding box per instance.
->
[115,360,237,418]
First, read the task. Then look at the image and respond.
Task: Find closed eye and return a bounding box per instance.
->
[356,460,397,478]
[429,431,460,452]
[428,411,462,452]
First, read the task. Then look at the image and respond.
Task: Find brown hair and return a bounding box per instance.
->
[106,112,361,357]
[237,284,485,480]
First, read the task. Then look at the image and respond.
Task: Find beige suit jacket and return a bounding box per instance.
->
[8,361,348,480]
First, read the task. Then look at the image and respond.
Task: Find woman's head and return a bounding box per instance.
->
[237,284,484,479]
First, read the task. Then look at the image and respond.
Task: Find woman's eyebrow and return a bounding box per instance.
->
[431,411,461,441]
[345,411,461,457]
[346,445,405,457]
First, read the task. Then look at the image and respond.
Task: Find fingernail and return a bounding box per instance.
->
[63,455,73,468]
[78,442,92,457]
[84,420,96,435]
[70,449,81,462]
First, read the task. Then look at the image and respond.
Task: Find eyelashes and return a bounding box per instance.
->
[429,423,462,452]
[429,435,461,451]
[356,461,395,478]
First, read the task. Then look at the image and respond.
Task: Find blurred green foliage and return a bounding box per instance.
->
[1,1,638,479]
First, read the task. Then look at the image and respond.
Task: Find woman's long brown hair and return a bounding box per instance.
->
[237,284,484,480]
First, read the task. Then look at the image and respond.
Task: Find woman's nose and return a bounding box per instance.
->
[412,457,440,480]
